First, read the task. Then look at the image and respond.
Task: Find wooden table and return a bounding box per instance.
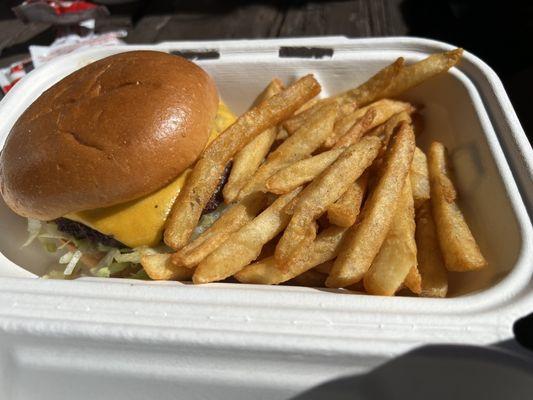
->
[0,0,531,139]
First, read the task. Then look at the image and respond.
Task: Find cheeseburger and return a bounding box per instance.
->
[0,51,236,277]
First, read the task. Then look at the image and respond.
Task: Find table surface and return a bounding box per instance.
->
[0,0,531,139]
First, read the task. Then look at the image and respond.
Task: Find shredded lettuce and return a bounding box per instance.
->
[28,203,226,280]
[40,239,58,253]
[95,248,121,269]
[191,203,227,240]
[129,268,150,280]
[63,249,82,275]
[90,261,129,278]
[22,219,42,247]
[59,251,74,264]
[114,251,142,264]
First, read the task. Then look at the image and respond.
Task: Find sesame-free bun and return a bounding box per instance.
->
[0,51,219,220]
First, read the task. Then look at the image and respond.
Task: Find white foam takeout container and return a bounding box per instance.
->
[0,37,532,399]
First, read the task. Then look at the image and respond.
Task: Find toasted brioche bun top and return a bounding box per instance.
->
[0,50,219,220]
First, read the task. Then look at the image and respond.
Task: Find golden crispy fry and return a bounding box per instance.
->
[226,132,277,200]
[283,50,460,138]
[171,193,266,268]
[367,111,412,140]
[288,269,327,287]
[404,266,422,295]
[381,49,463,98]
[332,107,377,149]
[234,256,278,284]
[364,176,416,296]
[327,99,414,148]
[411,147,430,209]
[164,75,320,249]
[294,97,320,115]
[193,188,301,284]
[250,78,284,107]
[367,111,413,160]
[275,128,289,141]
[265,148,345,194]
[283,100,326,135]
[235,225,348,285]
[275,136,381,267]
[327,173,368,227]
[314,260,334,275]
[339,57,405,107]
[223,80,284,203]
[283,98,356,135]
[415,201,448,297]
[326,122,416,288]
[237,103,337,200]
[428,141,487,271]
[141,253,194,281]
[284,57,405,134]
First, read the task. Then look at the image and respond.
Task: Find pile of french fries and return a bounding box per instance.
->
[142,48,488,297]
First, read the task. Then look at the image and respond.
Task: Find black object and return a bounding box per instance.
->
[279,46,334,59]
[292,344,533,400]
[513,312,533,351]
[55,217,124,248]
[170,50,220,60]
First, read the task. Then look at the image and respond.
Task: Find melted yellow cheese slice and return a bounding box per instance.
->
[66,101,236,248]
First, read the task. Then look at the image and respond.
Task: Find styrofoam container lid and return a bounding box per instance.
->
[0,37,532,399]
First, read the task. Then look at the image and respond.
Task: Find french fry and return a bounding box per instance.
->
[339,57,405,106]
[265,148,345,194]
[326,122,416,288]
[193,188,301,284]
[367,111,413,160]
[368,111,412,141]
[314,260,334,275]
[411,147,430,209]
[428,141,487,271]
[326,99,414,148]
[288,269,327,287]
[380,49,463,99]
[164,75,320,249]
[275,128,289,141]
[223,80,284,203]
[332,107,377,149]
[415,201,448,297]
[235,225,347,285]
[283,98,357,135]
[283,100,327,135]
[234,256,278,284]
[294,97,320,115]
[283,57,404,134]
[141,253,194,281]
[364,176,417,296]
[404,266,422,295]
[171,192,266,268]
[237,102,337,200]
[282,98,335,135]
[250,78,284,107]
[275,136,381,267]
[327,173,368,227]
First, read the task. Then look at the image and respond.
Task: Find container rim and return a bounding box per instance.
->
[0,37,531,349]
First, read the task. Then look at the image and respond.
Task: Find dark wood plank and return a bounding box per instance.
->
[127,3,285,43]
[279,0,406,37]
[126,0,407,43]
